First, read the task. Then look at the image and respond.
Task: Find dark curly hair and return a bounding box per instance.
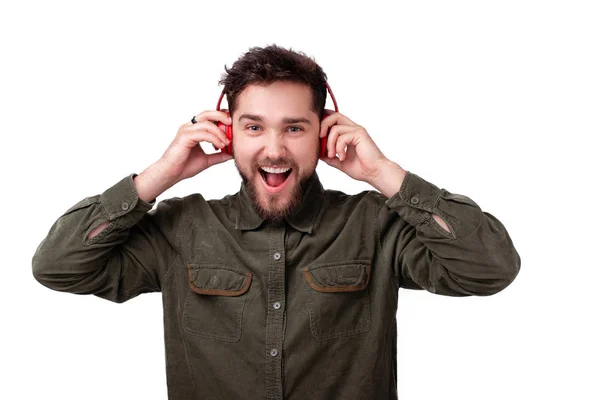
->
[219,44,329,120]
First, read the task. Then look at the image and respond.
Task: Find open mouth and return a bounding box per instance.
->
[259,166,293,189]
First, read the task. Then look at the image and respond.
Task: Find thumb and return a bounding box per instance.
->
[320,155,343,170]
[206,152,233,169]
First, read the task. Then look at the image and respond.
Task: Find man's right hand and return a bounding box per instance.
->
[133,110,234,203]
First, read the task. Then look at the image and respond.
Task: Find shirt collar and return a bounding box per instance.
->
[235,171,325,233]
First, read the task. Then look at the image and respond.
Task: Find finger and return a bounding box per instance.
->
[184,121,230,146]
[320,114,336,139]
[191,110,232,126]
[319,109,335,138]
[320,153,343,170]
[205,151,234,168]
[326,127,341,159]
[326,124,354,158]
[181,145,232,178]
[192,121,230,145]
[335,132,356,162]
[320,112,357,138]
[178,129,229,150]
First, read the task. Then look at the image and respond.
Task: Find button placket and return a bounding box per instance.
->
[265,225,286,399]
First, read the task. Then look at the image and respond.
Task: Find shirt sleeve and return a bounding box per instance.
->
[32,173,181,303]
[377,170,521,296]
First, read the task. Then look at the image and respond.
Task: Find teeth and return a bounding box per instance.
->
[260,166,291,174]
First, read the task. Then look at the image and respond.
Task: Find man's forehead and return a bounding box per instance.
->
[237,82,313,106]
[235,82,317,122]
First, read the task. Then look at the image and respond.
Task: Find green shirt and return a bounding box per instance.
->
[32,170,520,399]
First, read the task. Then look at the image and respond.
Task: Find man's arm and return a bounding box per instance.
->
[86,165,176,240]
[32,173,180,303]
[375,164,521,296]
[32,110,233,302]
[317,112,520,296]
[368,162,452,234]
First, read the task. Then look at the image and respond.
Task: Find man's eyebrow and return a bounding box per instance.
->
[238,114,263,122]
[282,117,311,125]
[238,114,312,125]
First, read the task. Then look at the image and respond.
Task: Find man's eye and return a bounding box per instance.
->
[288,126,303,133]
[248,125,260,131]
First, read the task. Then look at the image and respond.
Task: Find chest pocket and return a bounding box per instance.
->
[182,264,252,342]
[302,260,371,341]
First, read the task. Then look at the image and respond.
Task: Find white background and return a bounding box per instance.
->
[2,0,599,399]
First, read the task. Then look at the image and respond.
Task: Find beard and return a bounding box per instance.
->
[234,154,317,225]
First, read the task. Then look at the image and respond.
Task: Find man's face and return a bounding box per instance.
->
[231,81,320,224]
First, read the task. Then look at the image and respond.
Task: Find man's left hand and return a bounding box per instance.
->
[318,112,450,232]
[319,111,389,184]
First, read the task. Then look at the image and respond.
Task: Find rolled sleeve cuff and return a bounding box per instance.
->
[100,173,155,228]
[384,171,443,227]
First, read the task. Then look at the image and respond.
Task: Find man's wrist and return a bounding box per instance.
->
[134,162,176,203]
[368,160,407,199]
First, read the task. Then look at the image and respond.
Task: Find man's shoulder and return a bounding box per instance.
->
[146,193,238,234]
[156,191,238,209]
[323,187,388,208]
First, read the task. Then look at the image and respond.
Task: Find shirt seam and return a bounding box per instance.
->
[431,190,457,239]
[374,192,400,290]
[164,198,184,282]
[84,220,117,246]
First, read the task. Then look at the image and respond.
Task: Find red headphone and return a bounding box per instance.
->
[213,82,339,158]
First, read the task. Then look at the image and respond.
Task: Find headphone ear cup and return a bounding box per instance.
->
[225,123,233,155]
[319,131,328,158]
[320,109,335,158]
[214,111,234,155]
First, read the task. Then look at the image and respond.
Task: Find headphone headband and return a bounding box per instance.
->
[216,81,339,113]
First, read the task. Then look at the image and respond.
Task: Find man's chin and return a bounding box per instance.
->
[254,174,298,221]
[243,171,308,223]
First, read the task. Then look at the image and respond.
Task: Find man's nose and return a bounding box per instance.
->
[264,132,287,159]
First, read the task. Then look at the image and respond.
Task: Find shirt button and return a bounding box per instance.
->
[273,252,281,260]
[121,201,130,210]
[410,196,419,205]
[270,348,278,357]
[273,301,281,310]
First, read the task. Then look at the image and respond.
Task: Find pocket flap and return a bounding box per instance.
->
[187,264,252,296]
[303,261,371,293]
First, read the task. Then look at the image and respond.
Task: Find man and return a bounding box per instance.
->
[32,44,521,399]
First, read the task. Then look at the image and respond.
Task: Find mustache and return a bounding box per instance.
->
[254,157,297,169]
